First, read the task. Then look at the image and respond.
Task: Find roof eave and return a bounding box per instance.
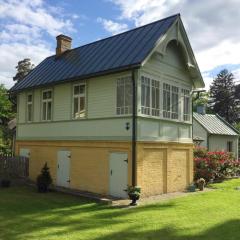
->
[10,63,141,94]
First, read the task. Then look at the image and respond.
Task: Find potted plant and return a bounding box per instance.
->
[36,162,52,193]
[1,179,11,188]
[197,178,206,191]
[0,167,11,188]
[127,186,141,206]
[187,183,196,192]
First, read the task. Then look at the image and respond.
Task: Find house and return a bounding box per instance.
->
[10,14,205,198]
[193,107,239,157]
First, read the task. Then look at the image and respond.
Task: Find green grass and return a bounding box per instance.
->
[0,180,240,240]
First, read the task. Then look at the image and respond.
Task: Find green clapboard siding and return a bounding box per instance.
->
[53,84,71,121]
[33,89,41,122]
[18,92,26,123]
[17,117,132,140]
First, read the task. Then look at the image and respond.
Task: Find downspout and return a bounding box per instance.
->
[131,69,137,187]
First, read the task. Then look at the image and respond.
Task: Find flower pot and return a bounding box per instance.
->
[128,193,140,206]
[198,183,205,191]
[37,183,48,193]
[1,179,11,188]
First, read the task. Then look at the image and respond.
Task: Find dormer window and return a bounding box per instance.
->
[73,83,86,118]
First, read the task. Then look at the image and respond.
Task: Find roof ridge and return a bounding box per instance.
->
[46,13,180,59]
[216,114,239,134]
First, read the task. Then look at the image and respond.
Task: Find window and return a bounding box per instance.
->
[227,141,233,152]
[182,89,190,121]
[42,90,52,121]
[116,76,132,115]
[73,83,86,118]
[163,83,171,118]
[141,76,160,116]
[151,79,160,116]
[163,83,179,119]
[171,86,179,119]
[141,76,150,115]
[27,93,33,122]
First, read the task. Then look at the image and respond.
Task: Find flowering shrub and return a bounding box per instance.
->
[194,147,240,183]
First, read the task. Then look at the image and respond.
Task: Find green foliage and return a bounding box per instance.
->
[0,84,14,122]
[36,163,53,192]
[193,92,212,113]
[127,185,141,197]
[209,69,238,124]
[13,58,34,82]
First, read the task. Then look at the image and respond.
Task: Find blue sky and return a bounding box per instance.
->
[0,0,240,89]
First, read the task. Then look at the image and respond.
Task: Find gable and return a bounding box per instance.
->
[143,18,205,89]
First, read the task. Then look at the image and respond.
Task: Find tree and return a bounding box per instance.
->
[13,58,34,82]
[209,69,238,124]
[0,84,14,124]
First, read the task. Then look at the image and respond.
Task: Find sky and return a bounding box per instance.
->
[0,0,240,89]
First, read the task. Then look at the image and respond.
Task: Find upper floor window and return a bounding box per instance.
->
[116,76,132,115]
[73,83,86,118]
[141,76,160,116]
[42,90,52,121]
[163,83,179,120]
[27,93,33,122]
[182,89,190,121]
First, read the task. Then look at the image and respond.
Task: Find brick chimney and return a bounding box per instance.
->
[56,34,72,56]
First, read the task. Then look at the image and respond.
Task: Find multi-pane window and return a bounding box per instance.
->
[27,93,33,122]
[171,86,179,119]
[141,76,160,116]
[151,79,160,116]
[182,89,190,121]
[73,83,86,118]
[141,76,151,115]
[163,83,171,118]
[163,83,179,119]
[42,90,52,121]
[116,76,132,115]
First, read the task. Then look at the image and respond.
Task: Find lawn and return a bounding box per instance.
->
[0,180,240,240]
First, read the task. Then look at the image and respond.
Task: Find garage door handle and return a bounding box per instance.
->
[110,170,112,175]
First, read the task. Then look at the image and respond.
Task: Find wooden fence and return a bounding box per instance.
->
[0,155,29,179]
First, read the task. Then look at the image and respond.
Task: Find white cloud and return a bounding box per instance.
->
[97,17,128,35]
[0,0,75,89]
[0,43,52,89]
[0,0,74,36]
[110,0,240,87]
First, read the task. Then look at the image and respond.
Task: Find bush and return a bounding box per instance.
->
[194,148,240,183]
[36,163,52,193]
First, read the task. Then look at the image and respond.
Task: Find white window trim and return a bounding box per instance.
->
[141,75,161,117]
[116,76,132,116]
[182,88,191,122]
[72,82,86,119]
[26,92,33,122]
[41,89,52,121]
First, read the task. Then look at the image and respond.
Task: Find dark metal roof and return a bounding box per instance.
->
[193,112,239,136]
[10,14,179,92]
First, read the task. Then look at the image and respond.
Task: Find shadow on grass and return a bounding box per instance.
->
[93,219,240,240]
[0,186,239,240]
